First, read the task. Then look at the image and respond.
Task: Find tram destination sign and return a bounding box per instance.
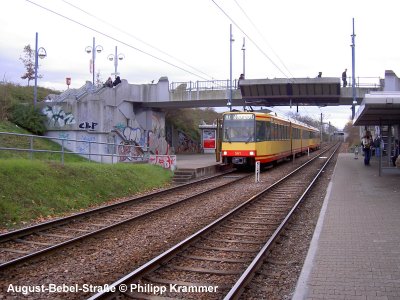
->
[224,114,255,120]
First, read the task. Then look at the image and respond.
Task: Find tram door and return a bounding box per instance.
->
[216,118,223,162]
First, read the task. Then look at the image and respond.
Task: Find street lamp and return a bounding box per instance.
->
[34,32,47,107]
[85,37,103,87]
[228,24,234,111]
[241,37,246,77]
[107,46,125,79]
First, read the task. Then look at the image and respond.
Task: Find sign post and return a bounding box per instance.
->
[255,161,260,183]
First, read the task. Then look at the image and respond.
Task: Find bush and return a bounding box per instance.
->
[9,104,47,135]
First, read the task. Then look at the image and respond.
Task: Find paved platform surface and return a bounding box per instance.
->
[175,153,221,169]
[293,153,400,300]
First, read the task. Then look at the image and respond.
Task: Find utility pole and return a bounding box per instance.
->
[241,37,246,77]
[320,113,323,143]
[228,24,234,111]
[351,18,356,119]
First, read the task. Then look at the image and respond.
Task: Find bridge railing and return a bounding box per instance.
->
[170,76,382,92]
[170,79,240,92]
[347,76,382,88]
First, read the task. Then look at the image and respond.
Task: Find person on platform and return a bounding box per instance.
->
[113,76,122,86]
[374,135,382,157]
[317,72,322,78]
[361,130,373,165]
[342,69,347,87]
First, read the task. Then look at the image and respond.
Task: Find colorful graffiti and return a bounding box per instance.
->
[42,105,76,127]
[148,114,170,155]
[117,142,145,162]
[148,155,176,170]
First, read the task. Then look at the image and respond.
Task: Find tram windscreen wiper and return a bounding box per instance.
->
[245,135,253,144]
[224,129,232,143]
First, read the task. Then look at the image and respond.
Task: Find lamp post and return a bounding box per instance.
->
[351,18,357,119]
[228,24,234,111]
[107,46,125,79]
[85,37,103,87]
[34,32,47,107]
[241,37,246,77]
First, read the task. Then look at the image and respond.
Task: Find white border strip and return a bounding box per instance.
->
[291,180,333,300]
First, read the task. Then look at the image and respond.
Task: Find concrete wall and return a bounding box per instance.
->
[41,77,171,163]
[383,70,400,91]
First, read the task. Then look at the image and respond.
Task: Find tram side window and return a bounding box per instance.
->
[266,122,271,140]
[270,123,275,140]
[294,128,299,139]
[276,124,280,140]
[256,121,266,142]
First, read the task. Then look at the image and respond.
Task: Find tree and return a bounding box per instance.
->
[95,70,103,86]
[20,44,42,86]
[343,119,360,147]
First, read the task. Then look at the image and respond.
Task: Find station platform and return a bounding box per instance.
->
[173,153,226,183]
[293,153,400,299]
[175,153,221,169]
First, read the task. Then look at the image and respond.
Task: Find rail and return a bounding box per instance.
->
[0,131,149,165]
[87,143,338,300]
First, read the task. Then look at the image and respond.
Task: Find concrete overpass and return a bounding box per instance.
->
[141,77,381,109]
[40,75,383,162]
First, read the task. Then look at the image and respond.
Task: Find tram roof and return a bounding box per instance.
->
[223,111,319,131]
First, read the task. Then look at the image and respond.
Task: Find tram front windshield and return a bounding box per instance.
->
[223,114,255,142]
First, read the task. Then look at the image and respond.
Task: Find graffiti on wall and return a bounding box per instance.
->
[148,114,170,155]
[58,132,73,147]
[177,130,199,153]
[112,123,146,162]
[76,135,96,154]
[149,155,176,171]
[42,105,76,127]
[118,142,145,162]
[79,122,98,130]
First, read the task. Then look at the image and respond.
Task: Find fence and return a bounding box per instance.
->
[170,79,240,92]
[0,132,149,165]
[170,77,382,92]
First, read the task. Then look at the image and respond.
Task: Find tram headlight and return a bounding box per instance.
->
[249,151,255,156]
[223,151,228,155]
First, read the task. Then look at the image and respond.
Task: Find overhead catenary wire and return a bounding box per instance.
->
[60,0,216,81]
[211,0,292,80]
[26,0,213,81]
[233,0,295,79]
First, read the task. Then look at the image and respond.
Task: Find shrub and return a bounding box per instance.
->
[9,104,47,135]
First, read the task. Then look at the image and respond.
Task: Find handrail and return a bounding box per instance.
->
[170,76,382,92]
[0,131,149,165]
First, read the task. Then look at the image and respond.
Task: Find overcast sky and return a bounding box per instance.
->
[1,0,399,129]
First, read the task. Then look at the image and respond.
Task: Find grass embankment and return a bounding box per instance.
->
[0,121,86,162]
[0,121,173,229]
[0,159,172,228]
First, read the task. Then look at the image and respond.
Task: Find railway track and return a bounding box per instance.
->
[0,169,252,270]
[87,143,340,300]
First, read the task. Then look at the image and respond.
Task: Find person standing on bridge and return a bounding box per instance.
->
[238,73,245,89]
[342,69,347,87]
